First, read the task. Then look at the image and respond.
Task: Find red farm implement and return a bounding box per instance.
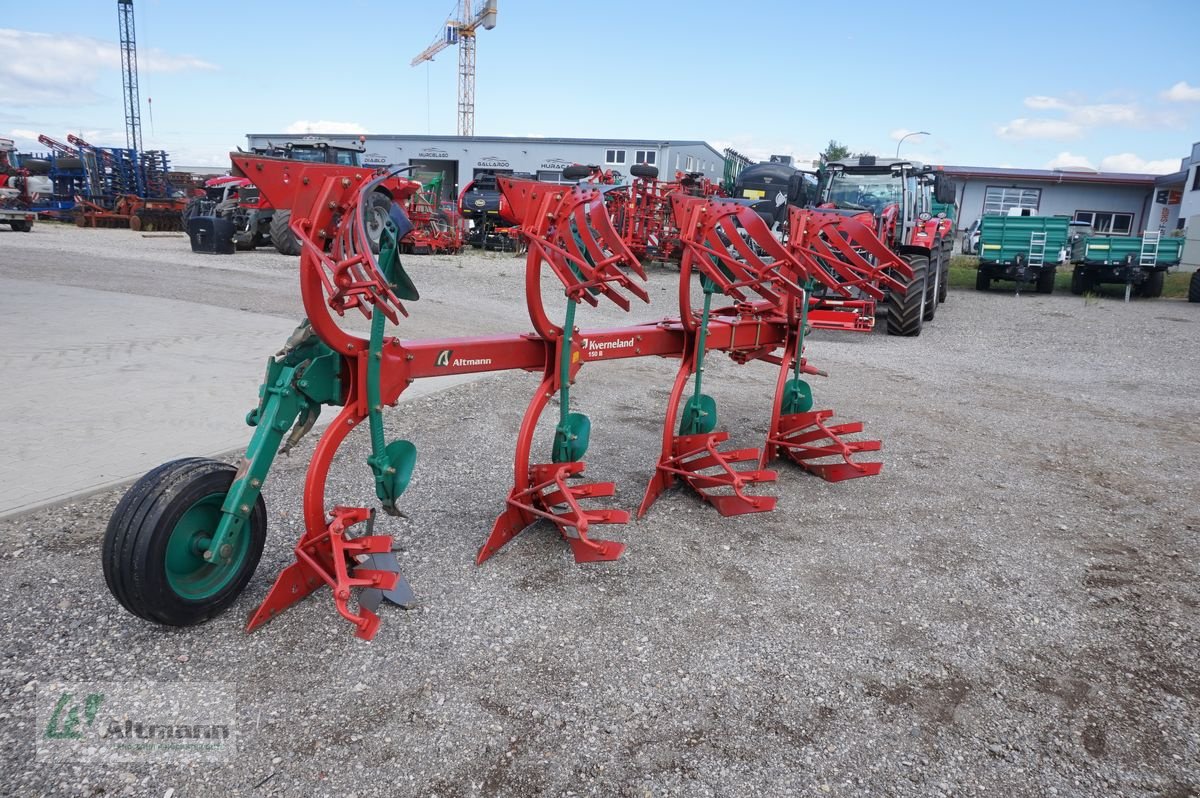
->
[102,161,911,640]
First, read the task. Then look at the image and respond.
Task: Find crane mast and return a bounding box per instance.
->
[411,0,497,137]
[117,0,142,152]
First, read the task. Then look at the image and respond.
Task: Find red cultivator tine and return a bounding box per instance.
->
[768,410,883,482]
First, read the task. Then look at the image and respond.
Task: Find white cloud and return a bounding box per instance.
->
[1069,103,1140,126]
[996,118,1083,140]
[1045,152,1096,170]
[0,28,217,106]
[1161,81,1200,102]
[1098,153,1181,174]
[284,120,369,135]
[1024,96,1068,110]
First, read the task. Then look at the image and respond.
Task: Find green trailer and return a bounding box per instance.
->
[1070,232,1182,298]
[975,215,1070,294]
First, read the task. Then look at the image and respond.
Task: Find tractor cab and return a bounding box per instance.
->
[819,157,955,246]
[257,138,367,167]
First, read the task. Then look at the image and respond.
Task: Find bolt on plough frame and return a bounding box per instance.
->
[102,156,912,640]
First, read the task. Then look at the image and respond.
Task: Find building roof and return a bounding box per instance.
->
[940,165,1157,187]
[1154,169,1188,187]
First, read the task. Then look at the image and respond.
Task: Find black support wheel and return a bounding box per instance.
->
[270,209,302,256]
[1035,267,1056,294]
[975,269,990,292]
[1140,269,1164,298]
[1189,270,1200,303]
[102,458,266,627]
[887,255,928,337]
[1070,266,1090,295]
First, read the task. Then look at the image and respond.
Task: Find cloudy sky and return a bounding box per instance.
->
[1,0,1197,173]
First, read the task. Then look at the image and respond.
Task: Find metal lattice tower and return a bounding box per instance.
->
[457,22,476,136]
[411,0,497,138]
[117,0,142,152]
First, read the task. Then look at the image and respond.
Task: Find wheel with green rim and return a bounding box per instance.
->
[103,458,266,626]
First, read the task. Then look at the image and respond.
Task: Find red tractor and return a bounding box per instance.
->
[0,137,39,232]
[816,157,956,336]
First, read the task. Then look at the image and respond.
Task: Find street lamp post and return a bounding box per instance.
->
[895,130,930,158]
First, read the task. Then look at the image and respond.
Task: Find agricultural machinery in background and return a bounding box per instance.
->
[975,214,1070,294]
[102,157,915,640]
[816,157,956,336]
[182,176,273,250]
[0,137,43,232]
[1069,230,1184,299]
[459,171,531,250]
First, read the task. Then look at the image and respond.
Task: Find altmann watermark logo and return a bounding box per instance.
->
[578,337,636,356]
[434,349,492,368]
[37,681,236,763]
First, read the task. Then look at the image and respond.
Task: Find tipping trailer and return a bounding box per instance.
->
[975,215,1070,294]
[1070,232,1184,298]
[816,156,956,336]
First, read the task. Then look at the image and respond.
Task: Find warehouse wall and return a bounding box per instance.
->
[955,179,1153,235]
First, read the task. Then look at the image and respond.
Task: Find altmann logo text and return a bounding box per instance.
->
[579,337,635,354]
[435,349,492,368]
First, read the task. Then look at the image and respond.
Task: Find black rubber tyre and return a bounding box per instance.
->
[21,158,50,175]
[364,192,392,254]
[562,164,594,181]
[181,197,205,226]
[975,269,990,291]
[1189,270,1200,303]
[233,230,257,250]
[10,220,31,232]
[937,258,949,303]
[887,255,928,337]
[102,458,266,627]
[1035,267,1056,294]
[270,209,302,256]
[1070,266,1090,295]
[923,257,939,321]
[630,163,659,180]
[1140,269,1164,298]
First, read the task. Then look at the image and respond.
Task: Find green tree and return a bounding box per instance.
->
[821,140,852,163]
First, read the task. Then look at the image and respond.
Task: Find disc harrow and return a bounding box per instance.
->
[102,160,911,640]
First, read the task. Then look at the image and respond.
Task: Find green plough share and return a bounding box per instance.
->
[780,278,817,416]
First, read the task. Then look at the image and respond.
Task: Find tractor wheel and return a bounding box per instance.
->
[1189,270,1200,303]
[1070,266,1090,295]
[1140,270,1164,298]
[270,209,302,256]
[923,258,939,321]
[937,258,949,303]
[975,269,990,292]
[364,192,392,254]
[887,255,928,337]
[1035,267,1056,294]
[102,458,266,627]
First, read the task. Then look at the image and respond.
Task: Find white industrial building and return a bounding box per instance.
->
[244,133,725,202]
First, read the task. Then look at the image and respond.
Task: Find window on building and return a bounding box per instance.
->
[634,150,656,165]
[605,149,626,165]
[685,156,695,171]
[537,170,563,183]
[1073,210,1134,235]
[982,186,1040,216]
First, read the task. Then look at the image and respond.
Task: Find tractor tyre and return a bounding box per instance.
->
[1140,269,1164,298]
[102,458,266,627]
[1070,266,1090,295]
[937,258,949,303]
[181,197,205,226]
[270,209,302,256]
[975,269,990,292]
[923,258,939,321]
[364,192,392,254]
[887,255,928,337]
[1189,270,1200,303]
[630,164,659,180]
[1035,267,1056,294]
[233,230,256,250]
[129,214,142,232]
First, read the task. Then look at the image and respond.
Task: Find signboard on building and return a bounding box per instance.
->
[362,152,389,165]
[476,155,510,168]
[539,158,573,170]
[418,147,450,159]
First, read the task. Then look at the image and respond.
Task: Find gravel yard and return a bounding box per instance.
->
[1,223,1198,797]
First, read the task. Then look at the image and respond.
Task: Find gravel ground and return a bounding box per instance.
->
[1,223,1198,797]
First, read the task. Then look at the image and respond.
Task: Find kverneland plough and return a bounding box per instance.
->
[103,159,910,640]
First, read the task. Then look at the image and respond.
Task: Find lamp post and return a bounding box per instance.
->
[895,130,929,158]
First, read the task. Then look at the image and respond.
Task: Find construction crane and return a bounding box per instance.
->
[410,0,498,137]
[117,0,142,152]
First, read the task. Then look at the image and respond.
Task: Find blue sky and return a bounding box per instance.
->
[2,0,1197,173]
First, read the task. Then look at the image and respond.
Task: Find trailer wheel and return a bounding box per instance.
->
[270,209,302,256]
[887,255,927,337]
[975,269,990,291]
[103,458,266,627]
[1070,266,1090,295]
[1140,270,1164,298]
[1035,267,1056,294]
[1189,270,1200,303]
